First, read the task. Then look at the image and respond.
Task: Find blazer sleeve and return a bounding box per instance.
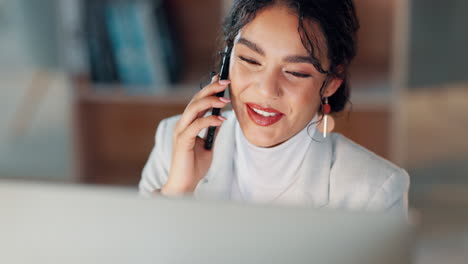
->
[138,119,171,197]
[366,168,410,218]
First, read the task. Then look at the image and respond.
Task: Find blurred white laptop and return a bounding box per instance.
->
[0,180,413,264]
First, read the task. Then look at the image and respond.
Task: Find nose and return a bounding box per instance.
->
[255,68,281,99]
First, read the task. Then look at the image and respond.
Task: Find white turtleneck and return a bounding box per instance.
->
[231,117,317,203]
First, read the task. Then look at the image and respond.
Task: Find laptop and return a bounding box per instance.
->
[0,180,413,264]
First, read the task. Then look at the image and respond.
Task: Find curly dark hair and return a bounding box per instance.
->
[218,0,360,114]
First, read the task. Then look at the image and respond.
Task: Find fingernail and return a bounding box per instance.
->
[219,97,231,103]
[218,116,227,121]
[219,80,230,85]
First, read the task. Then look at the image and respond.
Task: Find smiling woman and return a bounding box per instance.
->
[139,0,410,218]
[228,5,341,147]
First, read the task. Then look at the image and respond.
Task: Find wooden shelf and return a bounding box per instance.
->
[72,76,192,185]
[73,78,196,104]
[69,0,225,186]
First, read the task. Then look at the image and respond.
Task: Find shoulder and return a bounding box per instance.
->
[330,133,404,177]
[328,133,410,212]
[153,114,180,153]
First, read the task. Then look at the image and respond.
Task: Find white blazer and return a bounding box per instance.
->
[140,111,410,217]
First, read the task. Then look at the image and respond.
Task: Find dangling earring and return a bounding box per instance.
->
[317,97,335,138]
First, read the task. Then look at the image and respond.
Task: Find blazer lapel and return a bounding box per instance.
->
[296,136,333,208]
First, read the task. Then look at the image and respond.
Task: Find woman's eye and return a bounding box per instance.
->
[286,71,312,78]
[238,55,311,78]
[239,56,261,66]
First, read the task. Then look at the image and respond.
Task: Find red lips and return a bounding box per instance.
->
[245,103,284,126]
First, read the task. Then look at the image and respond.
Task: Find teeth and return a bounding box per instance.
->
[251,107,279,117]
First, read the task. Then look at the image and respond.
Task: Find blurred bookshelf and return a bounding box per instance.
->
[61,0,223,185]
[61,0,407,186]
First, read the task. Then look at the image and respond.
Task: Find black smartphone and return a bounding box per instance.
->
[204,46,231,150]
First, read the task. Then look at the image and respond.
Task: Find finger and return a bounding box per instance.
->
[211,113,224,142]
[211,74,219,83]
[195,101,225,119]
[177,115,226,150]
[196,108,209,119]
[196,78,230,100]
[196,109,224,140]
[194,119,223,153]
[177,95,230,131]
[187,77,227,109]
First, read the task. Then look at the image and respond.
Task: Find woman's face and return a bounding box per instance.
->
[229,5,342,147]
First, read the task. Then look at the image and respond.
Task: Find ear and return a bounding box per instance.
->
[323,65,345,97]
[324,77,343,98]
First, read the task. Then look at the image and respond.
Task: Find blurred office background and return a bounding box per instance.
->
[0,0,466,263]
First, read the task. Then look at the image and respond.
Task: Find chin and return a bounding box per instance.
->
[243,126,284,148]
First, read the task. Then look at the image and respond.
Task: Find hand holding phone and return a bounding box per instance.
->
[204,46,231,150]
[160,47,231,195]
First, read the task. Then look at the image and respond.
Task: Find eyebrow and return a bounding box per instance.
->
[236,37,314,65]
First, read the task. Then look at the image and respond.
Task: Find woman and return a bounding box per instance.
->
[139,0,410,217]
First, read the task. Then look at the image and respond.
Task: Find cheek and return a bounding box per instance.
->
[284,83,322,116]
[229,62,253,100]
